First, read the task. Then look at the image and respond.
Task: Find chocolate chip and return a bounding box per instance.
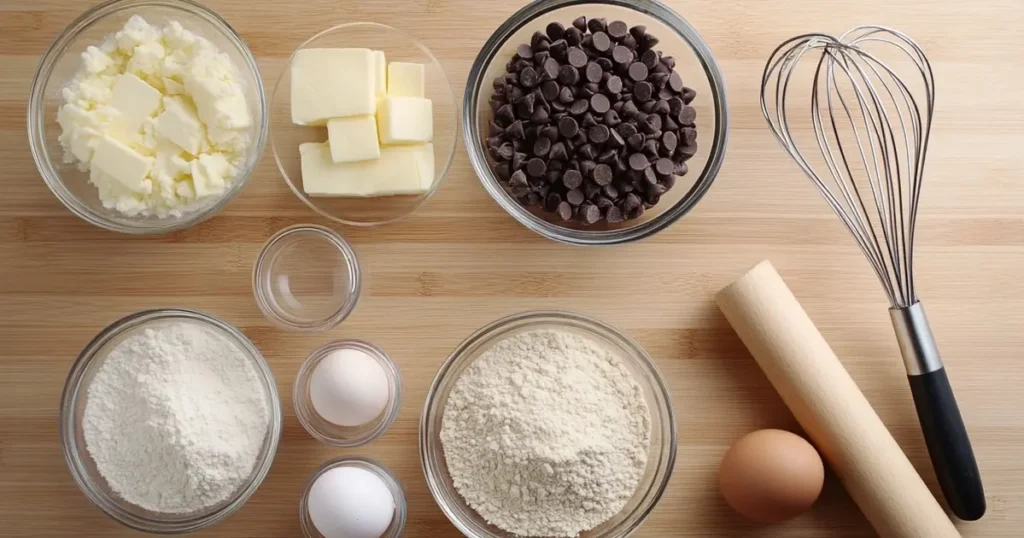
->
[543,125,560,141]
[597,57,613,71]
[567,47,588,68]
[532,31,550,49]
[585,62,603,83]
[546,22,565,41]
[661,173,676,190]
[605,75,623,94]
[566,188,585,206]
[628,153,650,170]
[550,141,568,161]
[644,113,662,133]
[628,62,649,82]
[589,93,610,114]
[558,116,579,138]
[559,86,575,104]
[517,43,534,60]
[587,17,607,34]
[542,58,560,80]
[493,161,510,181]
[581,113,598,129]
[607,128,625,148]
[607,20,628,39]
[678,105,697,126]
[550,39,568,61]
[581,82,599,97]
[589,124,610,144]
[592,31,612,52]
[545,192,562,211]
[562,169,583,189]
[627,132,644,150]
[557,201,573,220]
[531,106,549,123]
[592,163,613,185]
[509,169,529,193]
[655,158,674,176]
[603,110,621,127]
[644,139,659,156]
[580,160,597,177]
[496,104,515,125]
[507,119,525,139]
[597,148,617,164]
[541,81,560,102]
[565,27,584,46]
[525,157,546,177]
[653,99,671,115]
[630,25,647,41]
[682,87,697,104]
[512,151,526,170]
[641,34,659,51]
[621,33,637,51]
[570,99,589,115]
[649,72,670,89]
[606,206,624,223]
[641,49,659,69]
[533,137,552,157]
[572,16,587,32]
[612,45,632,65]
[580,202,601,224]
[669,71,684,92]
[663,115,679,132]
[643,166,658,185]
[680,142,698,159]
[578,143,596,161]
[640,100,656,114]
[634,81,653,102]
[662,130,678,154]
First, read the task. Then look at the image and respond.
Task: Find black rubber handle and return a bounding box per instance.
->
[908,367,986,520]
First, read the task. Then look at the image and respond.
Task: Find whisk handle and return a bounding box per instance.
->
[908,368,986,520]
[891,303,986,521]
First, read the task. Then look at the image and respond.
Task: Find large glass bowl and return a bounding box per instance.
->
[464,0,728,245]
[420,310,677,538]
[59,308,283,533]
[270,23,458,226]
[27,0,267,234]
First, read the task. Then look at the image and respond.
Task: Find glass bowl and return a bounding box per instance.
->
[27,0,267,234]
[270,23,458,226]
[293,340,402,447]
[299,456,407,538]
[59,308,283,533]
[252,224,361,332]
[420,310,677,538]
[464,0,728,245]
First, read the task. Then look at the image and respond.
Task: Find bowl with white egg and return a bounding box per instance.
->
[28,0,267,234]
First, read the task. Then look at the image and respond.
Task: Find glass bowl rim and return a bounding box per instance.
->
[418,309,678,537]
[298,455,408,538]
[462,0,729,245]
[293,339,403,447]
[58,307,283,534]
[270,21,459,227]
[26,0,268,235]
[252,224,362,333]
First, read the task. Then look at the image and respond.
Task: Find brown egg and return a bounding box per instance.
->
[718,429,825,523]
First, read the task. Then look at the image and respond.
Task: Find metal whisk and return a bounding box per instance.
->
[760,26,985,520]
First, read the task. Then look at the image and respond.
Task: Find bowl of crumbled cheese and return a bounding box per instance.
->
[420,310,677,538]
[28,0,267,234]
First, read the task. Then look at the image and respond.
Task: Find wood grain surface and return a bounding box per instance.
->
[2,0,1023,537]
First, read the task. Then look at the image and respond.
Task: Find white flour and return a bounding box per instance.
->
[440,329,651,537]
[83,321,270,514]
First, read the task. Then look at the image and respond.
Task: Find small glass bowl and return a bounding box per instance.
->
[464,0,729,245]
[299,456,407,538]
[293,340,402,447]
[27,0,267,234]
[252,224,361,332]
[270,23,458,226]
[420,310,677,538]
[59,308,283,533]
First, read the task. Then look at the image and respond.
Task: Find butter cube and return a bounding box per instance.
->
[300,142,434,197]
[377,97,433,144]
[327,116,380,163]
[387,62,425,97]
[291,48,375,125]
[156,97,204,154]
[111,73,162,132]
[91,135,153,194]
[187,77,252,130]
[372,50,387,98]
[191,153,234,198]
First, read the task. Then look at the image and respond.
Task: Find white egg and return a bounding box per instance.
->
[308,466,395,538]
[310,348,390,427]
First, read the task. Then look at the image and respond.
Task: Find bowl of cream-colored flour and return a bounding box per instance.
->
[420,310,677,538]
[59,308,282,533]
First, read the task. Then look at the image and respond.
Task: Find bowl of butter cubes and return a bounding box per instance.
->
[270,23,458,226]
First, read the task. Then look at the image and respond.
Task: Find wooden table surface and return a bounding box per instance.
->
[2,0,1022,536]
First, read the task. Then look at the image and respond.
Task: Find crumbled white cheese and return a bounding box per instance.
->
[57,15,253,218]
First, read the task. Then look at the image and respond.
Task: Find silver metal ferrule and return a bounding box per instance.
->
[889,302,945,376]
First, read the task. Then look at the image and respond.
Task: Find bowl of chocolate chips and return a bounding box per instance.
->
[465,0,728,245]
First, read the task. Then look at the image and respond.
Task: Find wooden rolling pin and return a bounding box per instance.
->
[715,260,959,538]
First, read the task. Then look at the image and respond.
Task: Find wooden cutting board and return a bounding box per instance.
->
[1,0,1022,536]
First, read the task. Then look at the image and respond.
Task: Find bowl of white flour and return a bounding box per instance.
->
[420,310,676,538]
[60,308,282,533]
